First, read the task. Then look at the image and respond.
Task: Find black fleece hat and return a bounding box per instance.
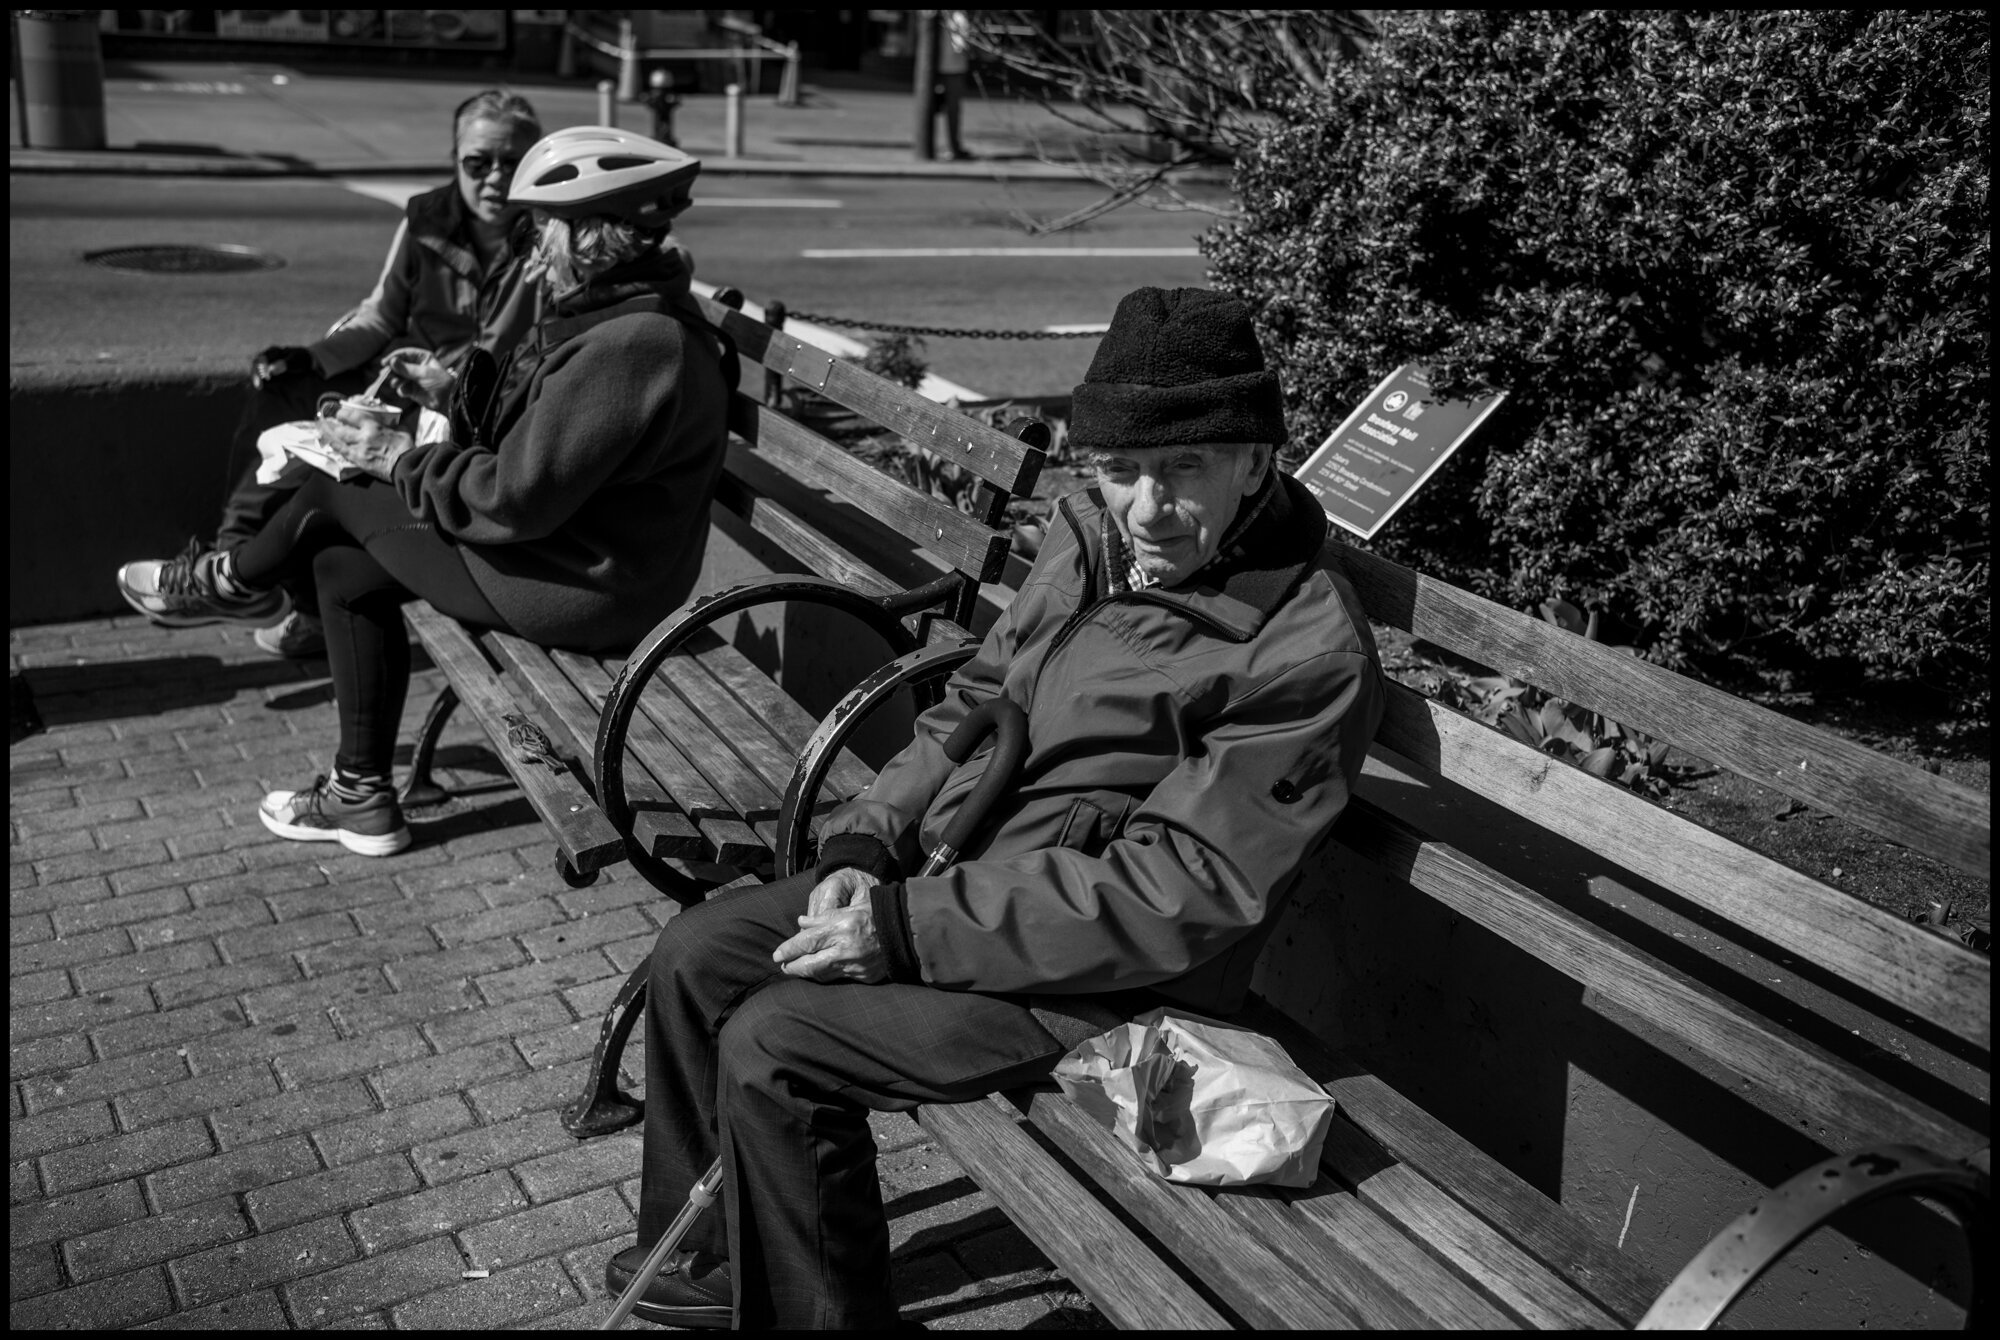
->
[1068,287,1287,452]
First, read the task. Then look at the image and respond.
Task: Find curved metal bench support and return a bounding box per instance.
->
[1639,1143,1990,1329]
[775,638,981,880]
[397,684,459,808]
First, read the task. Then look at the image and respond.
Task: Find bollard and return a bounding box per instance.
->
[557,21,577,78]
[725,83,744,159]
[778,42,802,107]
[16,11,107,150]
[597,79,616,130]
[616,18,641,102]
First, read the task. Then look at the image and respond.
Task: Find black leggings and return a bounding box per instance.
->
[231,472,503,778]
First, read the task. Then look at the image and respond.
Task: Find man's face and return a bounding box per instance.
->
[456,117,538,225]
[1091,442,1273,587]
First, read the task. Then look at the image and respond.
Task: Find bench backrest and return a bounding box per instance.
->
[1332,543,1990,1158]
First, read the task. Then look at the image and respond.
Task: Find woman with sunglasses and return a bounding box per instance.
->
[117,89,544,659]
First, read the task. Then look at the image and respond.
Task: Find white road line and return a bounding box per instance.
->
[1044,323,1109,334]
[690,198,842,209]
[801,247,1200,259]
[337,180,429,209]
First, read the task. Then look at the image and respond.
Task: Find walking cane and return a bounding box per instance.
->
[602,696,1032,1330]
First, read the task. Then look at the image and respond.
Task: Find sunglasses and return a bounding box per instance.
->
[458,153,522,181]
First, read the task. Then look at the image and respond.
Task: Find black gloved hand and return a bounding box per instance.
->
[251,345,318,388]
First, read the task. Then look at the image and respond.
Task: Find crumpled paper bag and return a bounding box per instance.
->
[1051,1007,1335,1187]
[255,406,451,484]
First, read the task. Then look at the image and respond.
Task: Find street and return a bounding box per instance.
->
[10,171,1222,397]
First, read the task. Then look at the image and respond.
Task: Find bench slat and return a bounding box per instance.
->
[1337,792,1981,1158]
[696,295,1043,497]
[626,665,784,853]
[1011,1088,1370,1328]
[915,1099,1231,1331]
[554,651,767,866]
[649,630,824,815]
[484,633,704,861]
[685,635,877,802]
[1236,1000,1666,1325]
[1339,547,1991,881]
[735,400,1012,582]
[1376,683,1991,1051]
[1315,1113,1622,1330]
[1278,1185,1524,1329]
[403,606,625,872]
[715,460,902,600]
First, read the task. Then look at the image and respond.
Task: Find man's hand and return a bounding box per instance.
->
[252,345,317,388]
[774,872,888,984]
[317,404,415,482]
[383,347,454,410]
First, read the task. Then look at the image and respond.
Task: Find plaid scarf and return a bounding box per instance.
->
[1100,472,1281,596]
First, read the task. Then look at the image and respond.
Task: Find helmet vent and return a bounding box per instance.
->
[536,164,581,186]
[596,156,656,171]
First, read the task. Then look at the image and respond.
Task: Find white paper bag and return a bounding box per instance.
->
[254,407,451,484]
[1051,1007,1335,1188]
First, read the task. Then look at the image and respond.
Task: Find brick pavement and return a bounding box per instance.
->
[10,615,1106,1330]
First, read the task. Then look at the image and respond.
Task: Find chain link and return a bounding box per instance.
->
[780,311,1104,340]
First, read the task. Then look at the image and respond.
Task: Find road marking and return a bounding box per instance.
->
[692,198,842,209]
[801,247,1200,259]
[338,180,428,209]
[1044,323,1109,334]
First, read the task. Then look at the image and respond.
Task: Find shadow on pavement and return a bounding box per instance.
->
[20,654,321,723]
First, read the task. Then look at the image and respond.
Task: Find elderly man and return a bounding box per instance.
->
[609,287,1385,1329]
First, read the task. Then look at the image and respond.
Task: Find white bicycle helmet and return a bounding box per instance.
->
[508,126,700,229]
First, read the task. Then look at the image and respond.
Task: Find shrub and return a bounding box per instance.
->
[1206,10,1989,713]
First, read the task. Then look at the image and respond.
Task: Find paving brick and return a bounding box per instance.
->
[315,1093,476,1169]
[126,743,243,778]
[17,1044,190,1116]
[347,1169,529,1257]
[134,1288,288,1330]
[171,1215,358,1310]
[10,925,135,975]
[475,949,617,1007]
[108,851,249,897]
[382,938,530,997]
[63,1195,249,1283]
[601,932,661,976]
[271,1026,430,1089]
[429,896,563,949]
[30,844,176,888]
[8,1263,174,1329]
[12,797,145,838]
[369,1038,524,1110]
[391,1254,582,1330]
[40,1117,215,1197]
[512,1131,645,1205]
[10,1241,63,1300]
[466,1059,591,1126]
[11,983,159,1050]
[180,1010,341,1074]
[455,1185,631,1274]
[238,964,392,1024]
[282,1235,463,1321]
[11,965,73,1005]
[409,1110,573,1188]
[115,1062,279,1131]
[209,1078,378,1150]
[347,884,488,937]
[12,827,101,862]
[9,1177,149,1246]
[97,809,238,851]
[263,875,405,923]
[553,879,659,921]
[243,1151,419,1233]
[296,927,440,978]
[107,705,229,739]
[186,860,325,908]
[954,1222,1063,1294]
[9,873,111,915]
[413,994,571,1055]
[140,780,267,818]
[517,906,654,963]
[145,1135,323,1211]
[9,785,80,817]
[88,997,254,1061]
[326,980,479,1037]
[8,1030,93,1082]
[168,821,309,862]
[127,898,275,953]
[870,1108,928,1158]
[214,909,359,963]
[9,912,56,948]
[893,1248,983,1324]
[393,850,528,896]
[11,1158,43,1204]
[878,1145,1002,1260]
[512,1017,603,1071]
[50,885,192,938]
[9,1098,115,1162]
[149,955,301,1011]
[561,969,640,1021]
[12,756,124,793]
[71,938,217,993]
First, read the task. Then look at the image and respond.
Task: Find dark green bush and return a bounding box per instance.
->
[1207,10,1989,711]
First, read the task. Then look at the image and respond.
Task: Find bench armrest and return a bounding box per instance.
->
[1638,1143,1990,1329]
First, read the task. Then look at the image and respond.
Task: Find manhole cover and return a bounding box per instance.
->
[83,244,286,275]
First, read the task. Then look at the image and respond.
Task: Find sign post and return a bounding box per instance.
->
[1294,364,1506,540]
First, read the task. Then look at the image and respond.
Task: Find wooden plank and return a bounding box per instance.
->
[1375,684,1991,1050]
[1235,1000,1667,1325]
[1011,1088,1368,1329]
[553,651,767,867]
[915,1099,1231,1330]
[629,663,785,852]
[484,633,704,861]
[713,459,902,600]
[1334,796,1982,1159]
[402,605,625,872]
[648,630,811,801]
[734,400,1011,581]
[683,632,878,801]
[1315,1114,1622,1330]
[695,295,1043,497]
[1338,547,1990,880]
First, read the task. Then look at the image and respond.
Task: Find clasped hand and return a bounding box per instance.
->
[316,407,414,483]
[772,867,888,984]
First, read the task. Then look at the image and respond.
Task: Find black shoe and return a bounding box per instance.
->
[605,1243,733,1329]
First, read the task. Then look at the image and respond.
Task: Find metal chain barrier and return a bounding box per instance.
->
[781,312,1104,340]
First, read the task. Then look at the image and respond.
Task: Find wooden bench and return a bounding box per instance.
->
[765,535,1991,1328]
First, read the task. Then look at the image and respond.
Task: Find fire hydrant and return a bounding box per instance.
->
[643,69,682,147]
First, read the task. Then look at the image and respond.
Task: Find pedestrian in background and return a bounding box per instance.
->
[935,10,973,160]
[117,89,544,658]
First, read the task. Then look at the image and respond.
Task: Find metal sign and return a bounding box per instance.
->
[1294,364,1506,540]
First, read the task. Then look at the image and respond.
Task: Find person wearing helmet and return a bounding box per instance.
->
[116,89,546,660]
[112,127,730,859]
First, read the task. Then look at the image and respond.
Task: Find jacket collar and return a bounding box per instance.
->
[1063,471,1329,641]
[406,183,536,282]
[546,243,698,323]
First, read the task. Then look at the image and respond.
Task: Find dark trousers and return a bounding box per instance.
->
[640,874,1079,1329]
[216,366,375,614]
[230,472,502,777]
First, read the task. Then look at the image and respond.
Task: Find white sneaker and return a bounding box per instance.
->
[254,611,326,659]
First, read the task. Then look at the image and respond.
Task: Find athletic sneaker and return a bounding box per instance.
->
[253,611,327,659]
[118,538,286,628]
[604,1244,733,1329]
[258,776,412,856]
